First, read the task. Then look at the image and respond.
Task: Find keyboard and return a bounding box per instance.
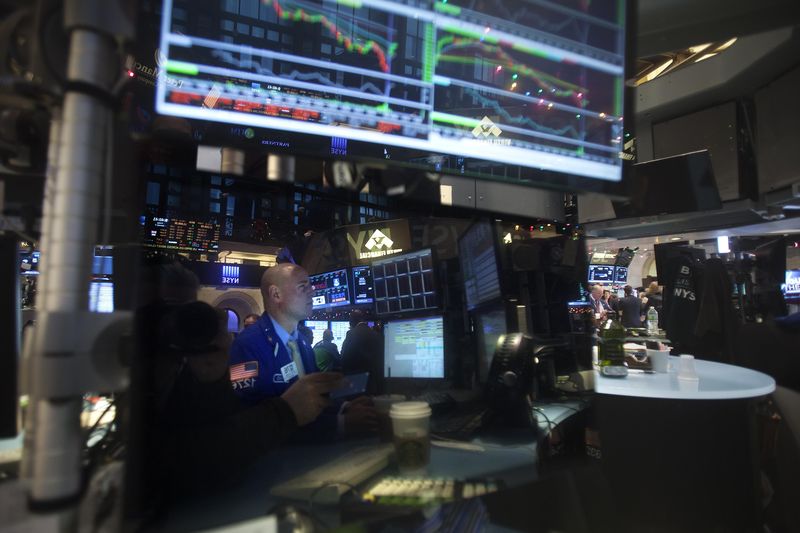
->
[361,475,503,506]
[269,444,394,504]
[431,404,490,440]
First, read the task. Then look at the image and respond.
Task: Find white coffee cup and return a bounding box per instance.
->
[374,394,406,442]
[646,348,670,373]
[677,354,699,381]
[389,401,432,475]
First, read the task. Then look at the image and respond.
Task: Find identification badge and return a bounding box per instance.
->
[280,362,299,383]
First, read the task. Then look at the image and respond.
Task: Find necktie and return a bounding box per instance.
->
[286,339,306,378]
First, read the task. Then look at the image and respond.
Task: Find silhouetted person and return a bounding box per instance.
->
[341,309,384,394]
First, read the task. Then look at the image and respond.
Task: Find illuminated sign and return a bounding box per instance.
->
[221,264,240,285]
[345,220,411,264]
[786,270,800,296]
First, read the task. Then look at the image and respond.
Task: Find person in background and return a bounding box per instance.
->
[242,313,260,329]
[601,289,614,312]
[639,289,649,323]
[341,309,384,395]
[617,285,643,328]
[228,263,377,437]
[589,285,607,320]
[644,281,663,328]
[314,329,341,372]
[297,324,314,347]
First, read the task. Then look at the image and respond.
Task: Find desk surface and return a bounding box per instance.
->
[595,356,776,400]
[151,401,583,532]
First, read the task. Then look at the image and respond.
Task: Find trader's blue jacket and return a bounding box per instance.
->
[229,313,320,404]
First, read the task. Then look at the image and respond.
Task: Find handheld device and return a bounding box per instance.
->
[330,372,370,400]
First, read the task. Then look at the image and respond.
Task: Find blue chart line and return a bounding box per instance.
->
[463,87,582,139]
[211,49,388,96]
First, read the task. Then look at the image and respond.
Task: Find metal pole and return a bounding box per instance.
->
[26,26,117,506]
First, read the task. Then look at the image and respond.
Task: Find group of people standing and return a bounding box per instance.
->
[589,281,663,329]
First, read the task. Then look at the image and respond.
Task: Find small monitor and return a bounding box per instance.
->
[588,264,615,283]
[310,269,351,310]
[303,320,329,345]
[89,281,114,313]
[384,315,444,379]
[783,270,800,304]
[614,266,628,283]
[141,216,220,253]
[351,265,374,305]
[474,306,507,384]
[20,251,40,275]
[372,249,438,316]
[458,221,502,311]
[329,320,350,349]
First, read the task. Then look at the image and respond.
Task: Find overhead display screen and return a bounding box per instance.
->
[142,216,220,253]
[459,221,501,311]
[310,268,351,309]
[614,266,628,283]
[351,265,375,305]
[372,248,438,315]
[157,0,631,190]
[588,264,614,283]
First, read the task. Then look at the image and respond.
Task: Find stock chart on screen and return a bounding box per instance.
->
[158,0,627,182]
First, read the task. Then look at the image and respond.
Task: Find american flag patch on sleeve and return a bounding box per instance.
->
[230,361,259,381]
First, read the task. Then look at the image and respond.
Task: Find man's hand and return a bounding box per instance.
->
[343,396,378,436]
[281,373,343,426]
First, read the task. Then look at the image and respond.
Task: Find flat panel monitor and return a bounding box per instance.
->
[351,265,374,305]
[20,251,40,275]
[372,249,438,316]
[310,268,351,309]
[156,0,633,194]
[330,320,350,349]
[142,215,220,253]
[475,305,507,384]
[459,221,502,311]
[384,315,444,379]
[612,150,722,218]
[614,266,628,283]
[588,264,614,284]
[304,320,329,345]
[89,281,114,313]
[783,270,800,304]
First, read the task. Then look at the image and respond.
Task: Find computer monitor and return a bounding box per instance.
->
[89,281,114,313]
[372,248,438,316]
[351,265,374,305]
[329,320,350,349]
[459,221,502,311]
[614,266,628,284]
[474,305,507,384]
[20,251,40,275]
[155,0,634,195]
[588,264,614,284]
[784,270,800,304]
[310,268,351,310]
[303,320,329,345]
[383,315,444,379]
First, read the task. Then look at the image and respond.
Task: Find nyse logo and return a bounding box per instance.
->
[221,264,240,285]
[472,116,502,138]
[348,228,403,260]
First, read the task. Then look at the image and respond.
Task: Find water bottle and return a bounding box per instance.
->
[647,307,659,334]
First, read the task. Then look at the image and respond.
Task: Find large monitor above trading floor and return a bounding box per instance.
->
[384,315,444,379]
[588,264,614,284]
[372,248,438,316]
[156,0,634,193]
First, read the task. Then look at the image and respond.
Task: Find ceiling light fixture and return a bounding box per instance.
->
[695,53,718,63]
[688,43,712,54]
[715,37,738,52]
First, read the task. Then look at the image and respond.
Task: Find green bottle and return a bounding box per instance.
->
[598,318,626,367]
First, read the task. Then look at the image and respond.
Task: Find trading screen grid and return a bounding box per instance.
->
[157,0,627,181]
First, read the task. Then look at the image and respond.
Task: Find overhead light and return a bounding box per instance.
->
[715,37,737,52]
[695,53,718,63]
[688,43,712,54]
[670,237,682,241]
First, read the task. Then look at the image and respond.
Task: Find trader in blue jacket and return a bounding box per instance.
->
[229,262,377,437]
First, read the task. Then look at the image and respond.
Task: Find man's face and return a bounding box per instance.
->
[591,287,602,299]
[278,267,314,322]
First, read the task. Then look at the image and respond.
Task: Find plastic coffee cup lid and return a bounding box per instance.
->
[390,401,431,419]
